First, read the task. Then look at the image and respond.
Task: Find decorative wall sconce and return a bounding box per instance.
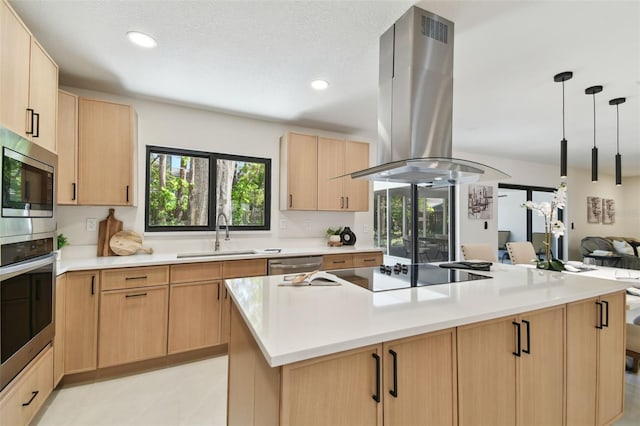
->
[585,85,603,182]
[554,71,573,178]
[609,97,626,186]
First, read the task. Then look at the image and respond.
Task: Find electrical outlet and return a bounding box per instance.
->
[86,218,97,232]
[303,220,311,229]
[279,219,287,229]
[363,224,369,233]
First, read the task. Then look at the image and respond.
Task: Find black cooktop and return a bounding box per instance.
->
[329,263,491,292]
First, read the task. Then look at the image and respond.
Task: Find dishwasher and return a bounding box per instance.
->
[267,256,323,275]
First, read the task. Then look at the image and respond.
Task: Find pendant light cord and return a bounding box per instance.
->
[592,94,596,148]
[616,104,620,154]
[562,81,566,139]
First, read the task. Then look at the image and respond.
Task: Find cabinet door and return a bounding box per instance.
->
[383,329,457,426]
[282,132,317,210]
[220,286,231,344]
[78,98,133,205]
[98,285,168,367]
[0,1,31,138]
[53,274,66,386]
[322,254,354,270]
[566,297,598,426]
[64,271,99,374]
[168,281,221,354]
[344,141,370,211]
[597,291,625,425]
[317,137,345,210]
[457,316,517,426]
[281,345,383,426]
[28,40,58,153]
[518,305,565,426]
[56,90,78,204]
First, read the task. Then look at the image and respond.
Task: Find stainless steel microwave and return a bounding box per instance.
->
[1,126,57,240]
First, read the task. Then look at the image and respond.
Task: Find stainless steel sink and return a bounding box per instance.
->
[176,250,258,259]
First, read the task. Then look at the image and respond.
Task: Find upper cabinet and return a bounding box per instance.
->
[280,131,370,212]
[0,0,58,152]
[280,132,317,210]
[57,90,78,204]
[317,138,369,211]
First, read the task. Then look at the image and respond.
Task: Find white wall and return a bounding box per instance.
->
[58,87,375,255]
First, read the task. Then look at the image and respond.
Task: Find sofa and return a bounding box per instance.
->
[580,236,640,270]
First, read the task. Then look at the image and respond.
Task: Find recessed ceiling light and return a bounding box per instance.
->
[127,31,157,48]
[311,80,329,90]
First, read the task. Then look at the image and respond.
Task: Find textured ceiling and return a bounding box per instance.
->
[10,0,640,177]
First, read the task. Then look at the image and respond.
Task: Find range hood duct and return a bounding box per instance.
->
[350,6,509,185]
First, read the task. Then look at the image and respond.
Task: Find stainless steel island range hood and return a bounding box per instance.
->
[351,6,509,185]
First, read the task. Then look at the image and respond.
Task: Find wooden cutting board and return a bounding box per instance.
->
[97,208,123,256]
[109,230,154,256]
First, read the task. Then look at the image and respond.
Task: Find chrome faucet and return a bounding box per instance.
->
[215,212,230,251]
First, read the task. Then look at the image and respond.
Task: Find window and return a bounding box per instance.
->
[145,146,271,231]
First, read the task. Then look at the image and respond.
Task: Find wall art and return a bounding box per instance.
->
[587,196,601,224]
[468,184,493,220]
[602,198,615,224]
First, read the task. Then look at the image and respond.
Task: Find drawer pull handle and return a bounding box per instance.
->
[22,391,39,406]
[602,300,609,328]
[596,301,603,329]
[125,293,147,298]
[389,349,398,398]
[125,276,148,281]
[26,108,35,135]
[33,112,40,138]
[362,258,376,262]
[72,183,77,201]
[522,319,531,355]
[372,353,381,403]
[512,321,521,357]
[91,275,95,295]
[332,260,346,264]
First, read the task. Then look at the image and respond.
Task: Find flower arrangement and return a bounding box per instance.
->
[522,183,567,271]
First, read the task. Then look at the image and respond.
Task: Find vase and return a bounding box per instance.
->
[340,226,356,246]
[329,235,341,243]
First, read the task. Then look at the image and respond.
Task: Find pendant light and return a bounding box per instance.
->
[554,71,573,178]
[585,85,603,182]
[609,97,625,186]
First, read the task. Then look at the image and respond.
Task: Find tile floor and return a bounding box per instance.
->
[33,355,640,425]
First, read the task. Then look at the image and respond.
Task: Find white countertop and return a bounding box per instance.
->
[55,246,381,274]
[226,263,629,367]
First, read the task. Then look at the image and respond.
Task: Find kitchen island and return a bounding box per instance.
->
[225,263,628,426]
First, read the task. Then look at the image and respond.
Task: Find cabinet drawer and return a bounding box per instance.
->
[353,252,383,268]
[101,266,169,290]
[323,254,354,270]
[223,259,267,278]
[0,346,53,426]
[170,262,222,283]
[99,285,168,367]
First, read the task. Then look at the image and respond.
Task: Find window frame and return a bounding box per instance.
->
[145,145,271,232]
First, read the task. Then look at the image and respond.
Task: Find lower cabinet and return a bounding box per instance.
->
[455,305,565,426]
[99,285,168,367]
[53,273,66,386]
[64,270,99,374]
[168,281,221,354]
[567,291,625,426]
[0,346,53,426]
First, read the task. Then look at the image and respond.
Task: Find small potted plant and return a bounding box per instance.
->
[326,227,343,244]
[56,234,68,261]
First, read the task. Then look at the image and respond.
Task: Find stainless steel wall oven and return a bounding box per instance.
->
[1,126,57,390]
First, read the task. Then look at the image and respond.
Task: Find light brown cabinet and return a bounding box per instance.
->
[98,285,169,367]
[168,262,223,354]
[317,138,369,211]
[322,252,383,271]
[98,266,169,367]
[53,274,66,386]
[77,97,136,205]
[0,0,58,153]
[279,131,318,210]
[566,291,625,426]
[64,270,99,374]
[0,345,53,426]
[56,90,78,204]
[457,305,565,426]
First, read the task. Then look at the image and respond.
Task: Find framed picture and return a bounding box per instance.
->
[468,184,493,220]
[587,196,601,223]
[602,199,615,224]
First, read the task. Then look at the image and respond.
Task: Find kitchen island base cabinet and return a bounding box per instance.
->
[457,305,565,426]
[566,291,625,426]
